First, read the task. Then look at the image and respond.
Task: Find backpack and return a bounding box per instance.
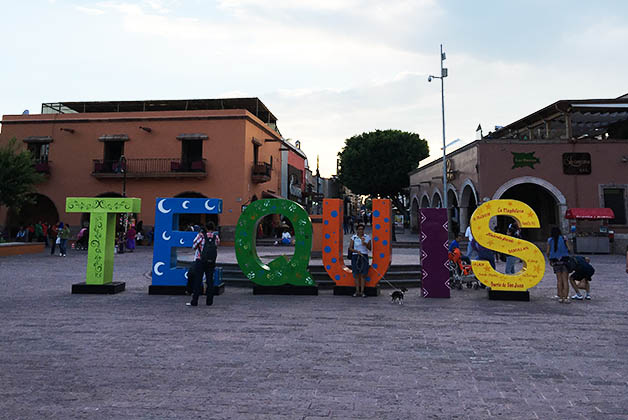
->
[200,232,218,264]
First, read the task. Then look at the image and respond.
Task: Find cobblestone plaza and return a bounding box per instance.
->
[1,246,627,419]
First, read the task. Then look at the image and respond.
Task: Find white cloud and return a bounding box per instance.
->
[76,6,106,15]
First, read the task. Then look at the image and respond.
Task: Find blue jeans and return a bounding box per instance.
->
[59,239,68,255]
[505,255,517,274]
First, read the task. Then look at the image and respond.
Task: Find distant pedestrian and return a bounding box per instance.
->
[126,225,136,252]
[464,225,475,259]
[58,223,70,257]
[16,226,27,242]
[49,223,58,254]
[35,221,43,242]
[546,227,571,303]
[349,216,355,234]
[42,223,49,247]
[505,222,521,274]
[343,214,349,234]
[349,223,371,297]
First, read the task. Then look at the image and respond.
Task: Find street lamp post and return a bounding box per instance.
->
[119,155,127,198]
[428,44,448,210]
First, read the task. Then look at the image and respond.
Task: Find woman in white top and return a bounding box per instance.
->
[348,223,371,297]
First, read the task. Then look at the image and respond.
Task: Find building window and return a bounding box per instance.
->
[104,141,124,163]
[28,143,49,163]
[603,187,627,225]
[181,140,202,167]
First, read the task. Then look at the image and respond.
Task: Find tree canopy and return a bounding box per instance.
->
[337,129,429,211]
[0,138,44,211]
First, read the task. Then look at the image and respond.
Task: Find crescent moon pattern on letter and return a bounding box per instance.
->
[162,231,171,241]
[158,199,171,214]
[182,200,190,209]
[179,238,185,245]
[184,271,188,279]
[153,262,165,276]
[205,200,216,211]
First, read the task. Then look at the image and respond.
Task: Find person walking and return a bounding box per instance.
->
[546,227,571,303]
[58,223,71,257]
[348,223,371,297]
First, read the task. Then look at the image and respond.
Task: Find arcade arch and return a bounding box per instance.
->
[493,177,567,241]
[432,190,443,208]
[459,180,478,233]
[5,193,59,239]
[420,194,431,209]
[447,185,460,235]
[410,196,420,232]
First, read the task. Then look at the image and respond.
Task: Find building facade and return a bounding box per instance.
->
[0,98,307,242]
[409,95,628,251]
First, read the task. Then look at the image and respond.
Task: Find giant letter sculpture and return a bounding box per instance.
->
[420,208,450,298]
[470,199,545,300]
[150,197,222,294]
[66,197,141,293]
[322,199,392,295]
[235,199,315,293]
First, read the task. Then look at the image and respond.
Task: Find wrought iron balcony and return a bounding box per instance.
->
[252,162,272,183]
[92,158,207,178]
[32,158,50,174]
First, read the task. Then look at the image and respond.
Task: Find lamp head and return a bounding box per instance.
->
[428,75,433,82]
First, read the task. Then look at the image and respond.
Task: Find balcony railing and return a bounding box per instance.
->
[92,158,207,178]
[252,162,272,183]
[32,158,51,174]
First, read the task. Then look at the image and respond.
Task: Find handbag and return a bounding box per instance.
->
[347,236,356,260]
[55,237,61,245]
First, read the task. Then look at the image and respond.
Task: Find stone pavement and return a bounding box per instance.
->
[1,246,627,419]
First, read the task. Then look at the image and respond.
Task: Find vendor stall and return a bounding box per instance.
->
[566,208,615,254]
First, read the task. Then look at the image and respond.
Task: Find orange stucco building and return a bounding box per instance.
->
[0,98,304,241]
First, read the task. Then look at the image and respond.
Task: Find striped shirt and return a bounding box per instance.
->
[193,231,220,260]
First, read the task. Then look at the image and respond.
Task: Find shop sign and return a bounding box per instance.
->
[512,152,540,169]
[563,153,591,174]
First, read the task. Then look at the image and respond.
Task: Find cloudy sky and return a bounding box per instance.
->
[1,0,627,176]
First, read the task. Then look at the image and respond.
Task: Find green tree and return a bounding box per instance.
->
[337,129,429,217]
[0,138,44,211]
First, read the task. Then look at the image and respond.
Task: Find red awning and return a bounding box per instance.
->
[565,208,615,220]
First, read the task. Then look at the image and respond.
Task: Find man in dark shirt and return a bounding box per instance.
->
[569,256,594,300]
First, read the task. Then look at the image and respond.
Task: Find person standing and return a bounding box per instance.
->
[465,224,475,259]
[34,221,43,242]
[348,223,371,297]
[187,223,220,306]
[505,222,521,274]
[58,223,71,257]
[126,225,137,252]
[42,223,49,247]
[49,223,58,255]
[546,227,571,303]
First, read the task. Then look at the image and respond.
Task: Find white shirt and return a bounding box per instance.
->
[351,234,371,255]
[465,225,473,241]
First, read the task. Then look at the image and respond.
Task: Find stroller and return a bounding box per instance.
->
[448,248,482,290]
[75,227,89,251]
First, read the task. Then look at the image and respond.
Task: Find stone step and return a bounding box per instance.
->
[212,262,421,288]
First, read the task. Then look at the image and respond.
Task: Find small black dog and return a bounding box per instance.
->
[390,288,408,304]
